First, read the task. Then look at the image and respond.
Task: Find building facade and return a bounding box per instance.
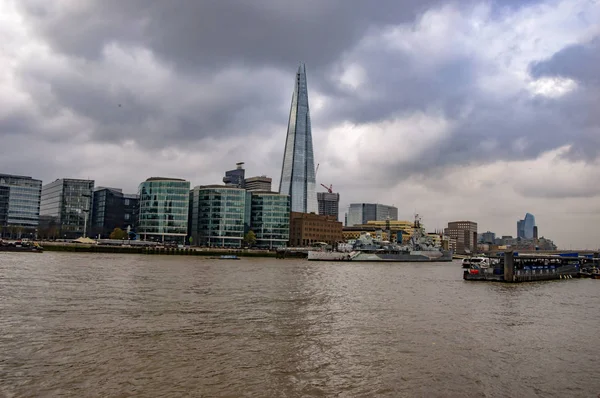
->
[189,185,248,247]
[0,174,42,238]
[317,192,340,219]
[40,178,94,239]
[249,192,290,248]
[480,231,496,244]
[138,177,189,244]
[279,63,318,214]
[289,212,343,247]
[346,203,398,226]
[223,162,246,188]
[517,213,536,239]
[245,176,272,192]
[91,187,139,238]
[444,221,478,254]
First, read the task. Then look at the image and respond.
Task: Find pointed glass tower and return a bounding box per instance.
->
[279,63,318,213]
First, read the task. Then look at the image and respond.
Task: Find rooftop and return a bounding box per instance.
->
[145,177,187,182]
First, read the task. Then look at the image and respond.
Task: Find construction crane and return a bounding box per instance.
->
[320,183,333,193]
[315,163,320,177]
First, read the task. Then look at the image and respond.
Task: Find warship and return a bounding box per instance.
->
[308,215,452,262]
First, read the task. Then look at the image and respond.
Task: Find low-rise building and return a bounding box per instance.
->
[289,212,343,246]
[244,176,272,192]
[138,177,189,244]
[189,185,247,248]
[40,178,95,239]
[91,187,139,238]
[249,191,290,248]
[0,173,42,239]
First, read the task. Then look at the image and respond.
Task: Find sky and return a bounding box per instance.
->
[1,0,599,249]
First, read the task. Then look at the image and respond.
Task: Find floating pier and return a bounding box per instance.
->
[464,251,599,283]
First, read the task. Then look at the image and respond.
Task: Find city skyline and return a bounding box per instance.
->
[0,1,599,249]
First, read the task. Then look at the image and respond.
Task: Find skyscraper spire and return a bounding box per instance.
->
[279,63,318,213]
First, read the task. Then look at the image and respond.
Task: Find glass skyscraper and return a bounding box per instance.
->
[279,63,318,214]
[517,213,536,239]
[138,177,190,243]
[0,173,42,238]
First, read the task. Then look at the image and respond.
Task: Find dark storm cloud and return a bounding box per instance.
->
[19,0,443,69]
[5,0,599,177]
[529,35,600,161]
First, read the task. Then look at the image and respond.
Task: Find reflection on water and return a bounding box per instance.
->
[0,253,598,397]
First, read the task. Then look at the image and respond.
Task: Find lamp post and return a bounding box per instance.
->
[81,192,92,238]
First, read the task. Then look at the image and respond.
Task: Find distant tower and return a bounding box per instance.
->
[279,63,318,213]
[223,162,245,188]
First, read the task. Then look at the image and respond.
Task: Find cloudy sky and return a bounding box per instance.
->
[1,0,599,248]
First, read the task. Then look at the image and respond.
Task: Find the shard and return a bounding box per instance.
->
[279,63,318,214]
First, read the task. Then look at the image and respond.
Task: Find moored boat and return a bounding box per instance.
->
[0,240,44,253]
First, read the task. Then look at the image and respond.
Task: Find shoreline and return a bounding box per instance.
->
[40,243,280,257]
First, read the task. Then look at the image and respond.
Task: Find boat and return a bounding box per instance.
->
[308,214,453,262]
[0,240,44,253]
[218,255,240,260]
[461,258,471,268]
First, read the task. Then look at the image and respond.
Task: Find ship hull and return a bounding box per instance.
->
[308,250,453,262]
[0,246,43,253]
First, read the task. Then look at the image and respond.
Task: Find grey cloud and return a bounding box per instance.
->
[530,36,600,84]
[18,0,443,70]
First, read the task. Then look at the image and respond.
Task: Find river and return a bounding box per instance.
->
[0,252,598,397]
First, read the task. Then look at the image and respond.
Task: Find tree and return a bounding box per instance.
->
[243,230,257,247]
[109,227,127,240]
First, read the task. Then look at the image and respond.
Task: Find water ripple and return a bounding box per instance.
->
[0,252,599,397]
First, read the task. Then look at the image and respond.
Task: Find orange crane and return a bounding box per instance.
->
[320,183,333,193]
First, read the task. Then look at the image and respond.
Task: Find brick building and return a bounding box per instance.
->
[289,212,343,246]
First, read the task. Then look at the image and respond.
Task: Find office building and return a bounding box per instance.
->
[40,178,95,239]
[317,192,340,219]
[189,185,248,247]
[223,162,246,188]
[138,177,189,244]
[444,221,478,254]
[249,191,290,248]
[517,213,536,239]
[480,231,496,244]
[289,212,343,247]
[245,176,272,192]
[279,63,318,213]
[91,187,139,238]
[0,173,42,238]
[346,203,398,226]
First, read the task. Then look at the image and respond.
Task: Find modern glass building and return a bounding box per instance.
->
[91,187,139,238]
[190,185,247,247]
[517,213,536,239]
[40,178,95,239]
[138,177,190,243]
[346,203,398,226]
[0,174,42,238]
[279,63,318,214]
[250,192,290,248]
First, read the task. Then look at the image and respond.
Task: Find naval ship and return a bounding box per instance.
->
[308,215,452,262]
